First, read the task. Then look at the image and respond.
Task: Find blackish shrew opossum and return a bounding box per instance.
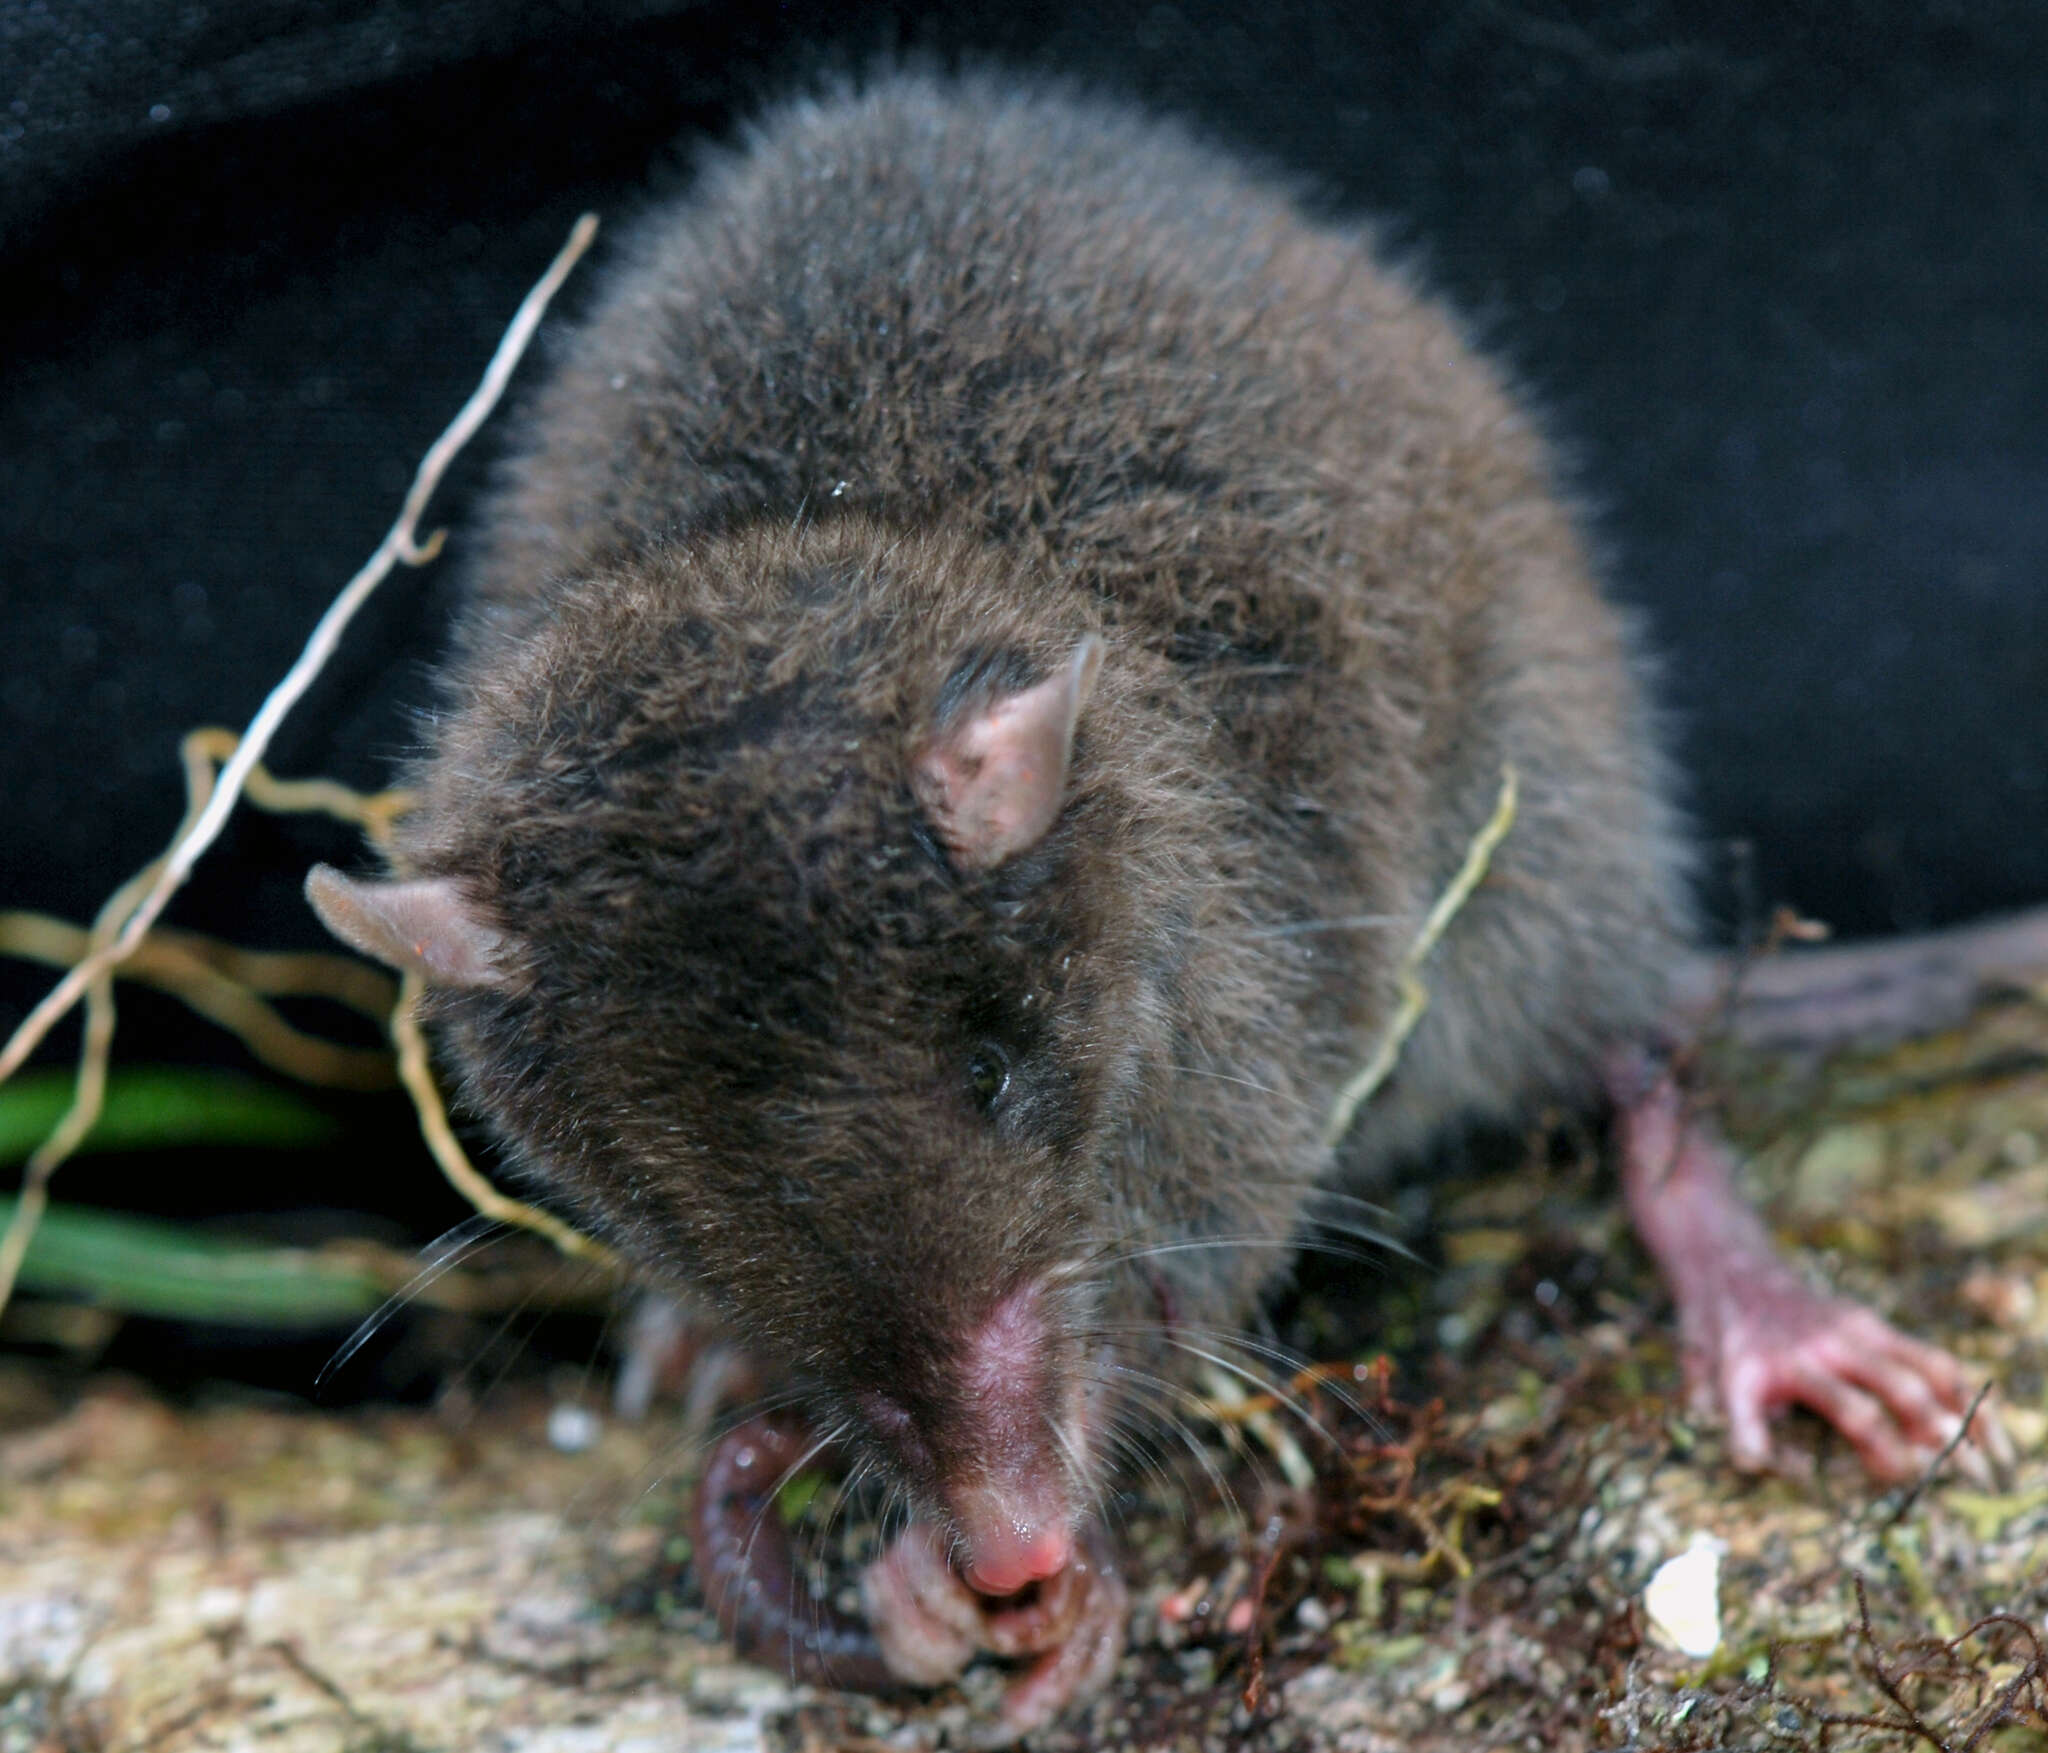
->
[308,74,2005,1740]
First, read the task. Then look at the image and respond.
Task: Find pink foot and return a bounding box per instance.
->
[862,1520,1128,1744]
[1611,1056,2010,1483]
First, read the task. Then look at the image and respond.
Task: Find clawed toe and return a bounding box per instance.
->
[1616,1057,2007,1492]
[862,1523,985,1687]
[987,1537,1128,1744]
[1716,1301,2006,1485]
[861,1520,1127,1740]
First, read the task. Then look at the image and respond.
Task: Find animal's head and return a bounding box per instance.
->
[310,517,1247,1588]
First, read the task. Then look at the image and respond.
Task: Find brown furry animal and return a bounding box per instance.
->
[309,73,1997,1741]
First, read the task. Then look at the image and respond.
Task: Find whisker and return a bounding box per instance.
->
[1091,1358,1248,1527]
[1096,1417,1178,1507]
[734,1419,848,1621]
[611,1383,815,1528]
[1044,1404,1091,1510]
[423,1210,508,1262]
[673,1340,751,1458]
[1151,1336,1336,1451]
[1093,1358,1261,1512]
[1171,1064,1327,1114]
[1294,1184,1418,1254]
[1065,1181,1419,1279]
[1239,912,1404,939]
[1091,1195,1416,1268]
[1092,1320,1376,1428]
[1101,1232,1396,1272]
[1296,1222,1419,1263]
[460,1254,617,1412]
[792,1447,869,1685]
[879,1478,910,1549]
[1292,1184,1402,1221]
[316,1213,507,1391]
[824,1451,881,1567]
[1166,1063,1302,1106]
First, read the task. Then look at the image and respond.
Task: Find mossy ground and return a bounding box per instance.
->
[2,990,2043,1752]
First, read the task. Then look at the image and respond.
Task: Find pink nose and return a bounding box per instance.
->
[961,1520,1074,1597]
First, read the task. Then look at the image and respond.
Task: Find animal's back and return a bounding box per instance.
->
[465,68,1691,1173]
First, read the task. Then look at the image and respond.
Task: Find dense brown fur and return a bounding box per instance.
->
[370,72,1690,1566]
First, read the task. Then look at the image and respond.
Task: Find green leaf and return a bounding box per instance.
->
[0,1197,385,1327]
[776,1469,826,1525]
[0,1066,339,1166]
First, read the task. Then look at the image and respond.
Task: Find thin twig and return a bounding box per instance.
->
[390,977,620,1267]
[177,723,418,847]
[1881,1377,2000,1529]
[0,212,597,1093]
[0,214,600,1317]
[1323,765,1518,1147]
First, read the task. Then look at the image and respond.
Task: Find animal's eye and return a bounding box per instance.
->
[967,1044,1011,1111]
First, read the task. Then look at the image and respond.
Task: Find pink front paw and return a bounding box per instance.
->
[860,1520,1128,1744]
[980,1526,1127,1743]
[861,1522,986,1687]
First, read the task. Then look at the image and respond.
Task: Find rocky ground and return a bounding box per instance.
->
[2,985,2045,1753]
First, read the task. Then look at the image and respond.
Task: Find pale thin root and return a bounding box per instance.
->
[226,738,618,1260]
[0,807,175,1311]
[176,726,418,849]
[0,913,396,1090]
[0,214,602,1322]
[0,214,598,1092]
[231,741,617,1260]
[1323,764,1519,1148]
[148,924,397,1019]
[392,976,621,1269]
[0,747,412,1303]
[0,932,118,1314]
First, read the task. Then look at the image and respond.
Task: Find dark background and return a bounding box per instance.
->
[3,0,2045,1244]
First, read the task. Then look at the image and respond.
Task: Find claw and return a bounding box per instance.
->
[861,1522,985,1687]
[861,1518,1128,1744]
[982,1529,1127,1745]
[694,1406,1129,1734]
[1615,1059,2008,1486]
[1709,1297,2007,1484]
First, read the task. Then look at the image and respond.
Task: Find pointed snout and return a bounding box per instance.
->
[955,1498,1077,1597]
[947,1275,1085,1596]
[857,1273,1094,1599]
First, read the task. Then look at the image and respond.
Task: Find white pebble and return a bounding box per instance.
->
[547,1402,603,1453]
[1643,1533,1727,1658]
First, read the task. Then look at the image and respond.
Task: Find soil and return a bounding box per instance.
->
[3,988,2045,1753]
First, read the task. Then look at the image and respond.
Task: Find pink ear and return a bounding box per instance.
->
[305,864,520,990]
[913,637,1104,870]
